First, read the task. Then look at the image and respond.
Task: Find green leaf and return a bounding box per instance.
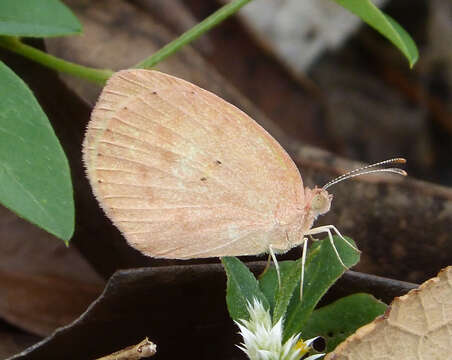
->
[0,0,81,38]
[257,262,281,313]
[334,0,419,67]
[301,293,387,352]
[384,14,419,67]
[0,61,74,240]
[222,257,269,321]
[283,236,360,340]
[259,260,302,324]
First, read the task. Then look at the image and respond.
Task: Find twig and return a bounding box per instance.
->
[95,338,157,360]
[135,0,252,68]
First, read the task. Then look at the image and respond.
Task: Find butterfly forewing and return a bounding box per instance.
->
[83,70,304,258]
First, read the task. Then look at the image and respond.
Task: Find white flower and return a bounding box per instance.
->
[235,298,324,360]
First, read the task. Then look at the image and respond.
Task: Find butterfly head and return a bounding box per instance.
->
[304,187,332,220]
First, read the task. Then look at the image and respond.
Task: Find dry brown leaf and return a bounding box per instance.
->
[0,325,40,359]
[0,205,104,336]
[326,266,452,360]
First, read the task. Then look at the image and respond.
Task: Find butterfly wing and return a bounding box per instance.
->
[83,70,304,258]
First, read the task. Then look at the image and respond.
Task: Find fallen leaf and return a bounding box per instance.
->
[0,205,104,336]
[325,266,452,359]
[0,322,40,359]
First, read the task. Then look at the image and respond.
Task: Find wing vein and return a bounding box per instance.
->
[97,138,229,190]
[105,116,232,191]
[95,153,188,183]
[102,112,266,215]
[134,96,260,195]
[170,228,265,258]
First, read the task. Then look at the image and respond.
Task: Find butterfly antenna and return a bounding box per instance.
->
[322,158,407,190]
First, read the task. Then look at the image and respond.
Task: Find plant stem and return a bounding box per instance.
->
[135,0,252,69]
[0,36,113,85]
[0,0,252,82]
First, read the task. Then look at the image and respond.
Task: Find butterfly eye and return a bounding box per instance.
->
[311,194,326,210]
[310,192,331,216]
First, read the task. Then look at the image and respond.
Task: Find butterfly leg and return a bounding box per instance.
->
[300,237,308,300]
[305,226,349,269]
[258,253,272,280]
[328,225,360,252]
[306,225,360,252]
[308,234,318,242]
[268,245,281,287]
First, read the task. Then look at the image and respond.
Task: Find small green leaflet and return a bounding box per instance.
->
[0,0,81,38]
[334,0,419,67]
[0,61,74,241]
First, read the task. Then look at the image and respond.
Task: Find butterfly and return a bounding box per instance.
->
[83,69,406,297]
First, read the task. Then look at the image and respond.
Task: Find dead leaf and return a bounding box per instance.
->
[325,266,452,360]
[0,205,104,336]
[0,323,40,359]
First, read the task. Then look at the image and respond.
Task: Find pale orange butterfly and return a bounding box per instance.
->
[83,69,406,297]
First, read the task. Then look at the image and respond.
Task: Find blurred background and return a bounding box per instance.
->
[1,0,451,358]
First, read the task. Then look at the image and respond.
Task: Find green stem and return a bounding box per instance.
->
[135,0,252,69]
[0,37,113,85]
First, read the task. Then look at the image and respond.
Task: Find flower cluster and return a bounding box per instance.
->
[235,299,324,360]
